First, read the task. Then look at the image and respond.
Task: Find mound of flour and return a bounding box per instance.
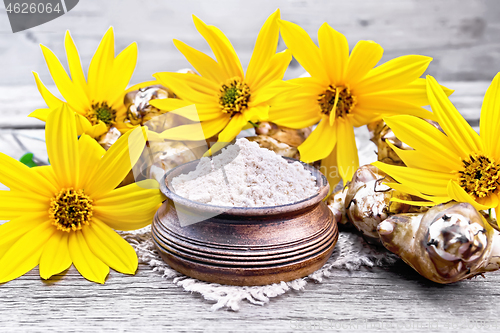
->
[171,138,318,207]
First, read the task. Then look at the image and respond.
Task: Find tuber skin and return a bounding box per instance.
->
[378,202,500,284]
[343,164,413,243]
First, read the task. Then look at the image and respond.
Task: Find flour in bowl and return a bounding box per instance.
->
[171,138,318,207]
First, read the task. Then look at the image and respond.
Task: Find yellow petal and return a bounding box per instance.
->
[153,72,219,104]
[386,141,452,173]
[77,134,105,189]
[373,162,452,197]
[39,231,71,280]
[496,207,500,230]
[250,80,300,106]
[148,98,190,111]
[69,230,109,284]
[94,180,164,231]
[32,72,64,108]
[88,27,115,103]
[46,104,79,188]
[85,126,146,199]
[75,113,108,139]
[173,39,226,83]
[385,182,451,204]
[480,72,500,159]
[268,77,323,128]
[277,19,329,84]
[159,115,230,141]
[0,221,55,284]
[192,15,243,79]
[446,180,491,211]
[40,44,90,111]
[426,75,483,157]
[75,113,92,135]
[28,108,51,122]
[354,55,432,95]
[149,100,221,122]
[32,165,59,189]
[82,218,138,274]
[95,179,161,206]
[384,115,462,170]
[318,23,349,84]
[390,198,444,207]
[64,31,88,97]
[477,193,499,208]
[320,145,341,195]
[243,105,269,123]
[80,119,108,138]
[0,190,48,220]
[362,78,453,107]
[250,49,292,92]
[107,42,138,107]
[0,212,48,259]
[0,153,57,196]
[356,94,436,121]
[336,120,358,182]
[217,113,248,143]
[246,9,280,87]
[298,117,337,163]
[344,40,383,85]
[348,109,382,128]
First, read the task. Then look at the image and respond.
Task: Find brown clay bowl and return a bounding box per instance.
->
[152,157,339,286]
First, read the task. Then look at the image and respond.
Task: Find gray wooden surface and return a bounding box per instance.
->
[0,82,497,332]
[2,0,500,86]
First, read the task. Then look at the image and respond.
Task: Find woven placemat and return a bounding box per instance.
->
[121,227,398,311]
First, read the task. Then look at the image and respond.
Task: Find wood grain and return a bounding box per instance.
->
[0,81,495,332]
[1,0,500,86]
[0,264,499,332]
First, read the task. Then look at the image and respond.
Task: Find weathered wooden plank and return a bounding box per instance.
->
[0,81,486,128]
[0,263,498,332]
[1,0,500,85]
[0,80,496,332]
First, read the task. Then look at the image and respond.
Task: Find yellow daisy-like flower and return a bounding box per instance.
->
[269,20,451,186]
[30,27,138,138]
[149,10,297,145]
[0,104,164,284]
[374,75,500,219]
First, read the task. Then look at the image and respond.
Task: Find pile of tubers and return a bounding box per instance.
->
[327,120,500,284]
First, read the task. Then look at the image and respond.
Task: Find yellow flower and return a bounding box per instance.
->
[374,75,500,217]
[150,10,297,146]
[269,20,450,186]
[30,27,138,138]
[0,104,164,284]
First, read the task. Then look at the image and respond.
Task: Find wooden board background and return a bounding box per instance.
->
[1,0,500,87]
[1,1,500,331]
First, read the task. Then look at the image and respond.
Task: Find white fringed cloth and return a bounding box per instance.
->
[121,228,398,311]
[121,126,394,311]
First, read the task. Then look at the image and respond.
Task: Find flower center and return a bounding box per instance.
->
[318,85,356,118]
[218,78,251,115]
[49,188,93,232]
[458,154,500,199]
[86,102,116,126]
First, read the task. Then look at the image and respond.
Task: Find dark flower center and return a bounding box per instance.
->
[459,154,500,198]
[318,85,356,118]
[218,78,251,115]
[87,102,116,126]
[49,188,93,232]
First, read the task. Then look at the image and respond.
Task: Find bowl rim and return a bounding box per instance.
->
[160,156,330,217]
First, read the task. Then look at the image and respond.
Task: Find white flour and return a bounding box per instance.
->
[171,138,318,207]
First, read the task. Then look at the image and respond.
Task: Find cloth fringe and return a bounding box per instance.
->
[120,227,398,311]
